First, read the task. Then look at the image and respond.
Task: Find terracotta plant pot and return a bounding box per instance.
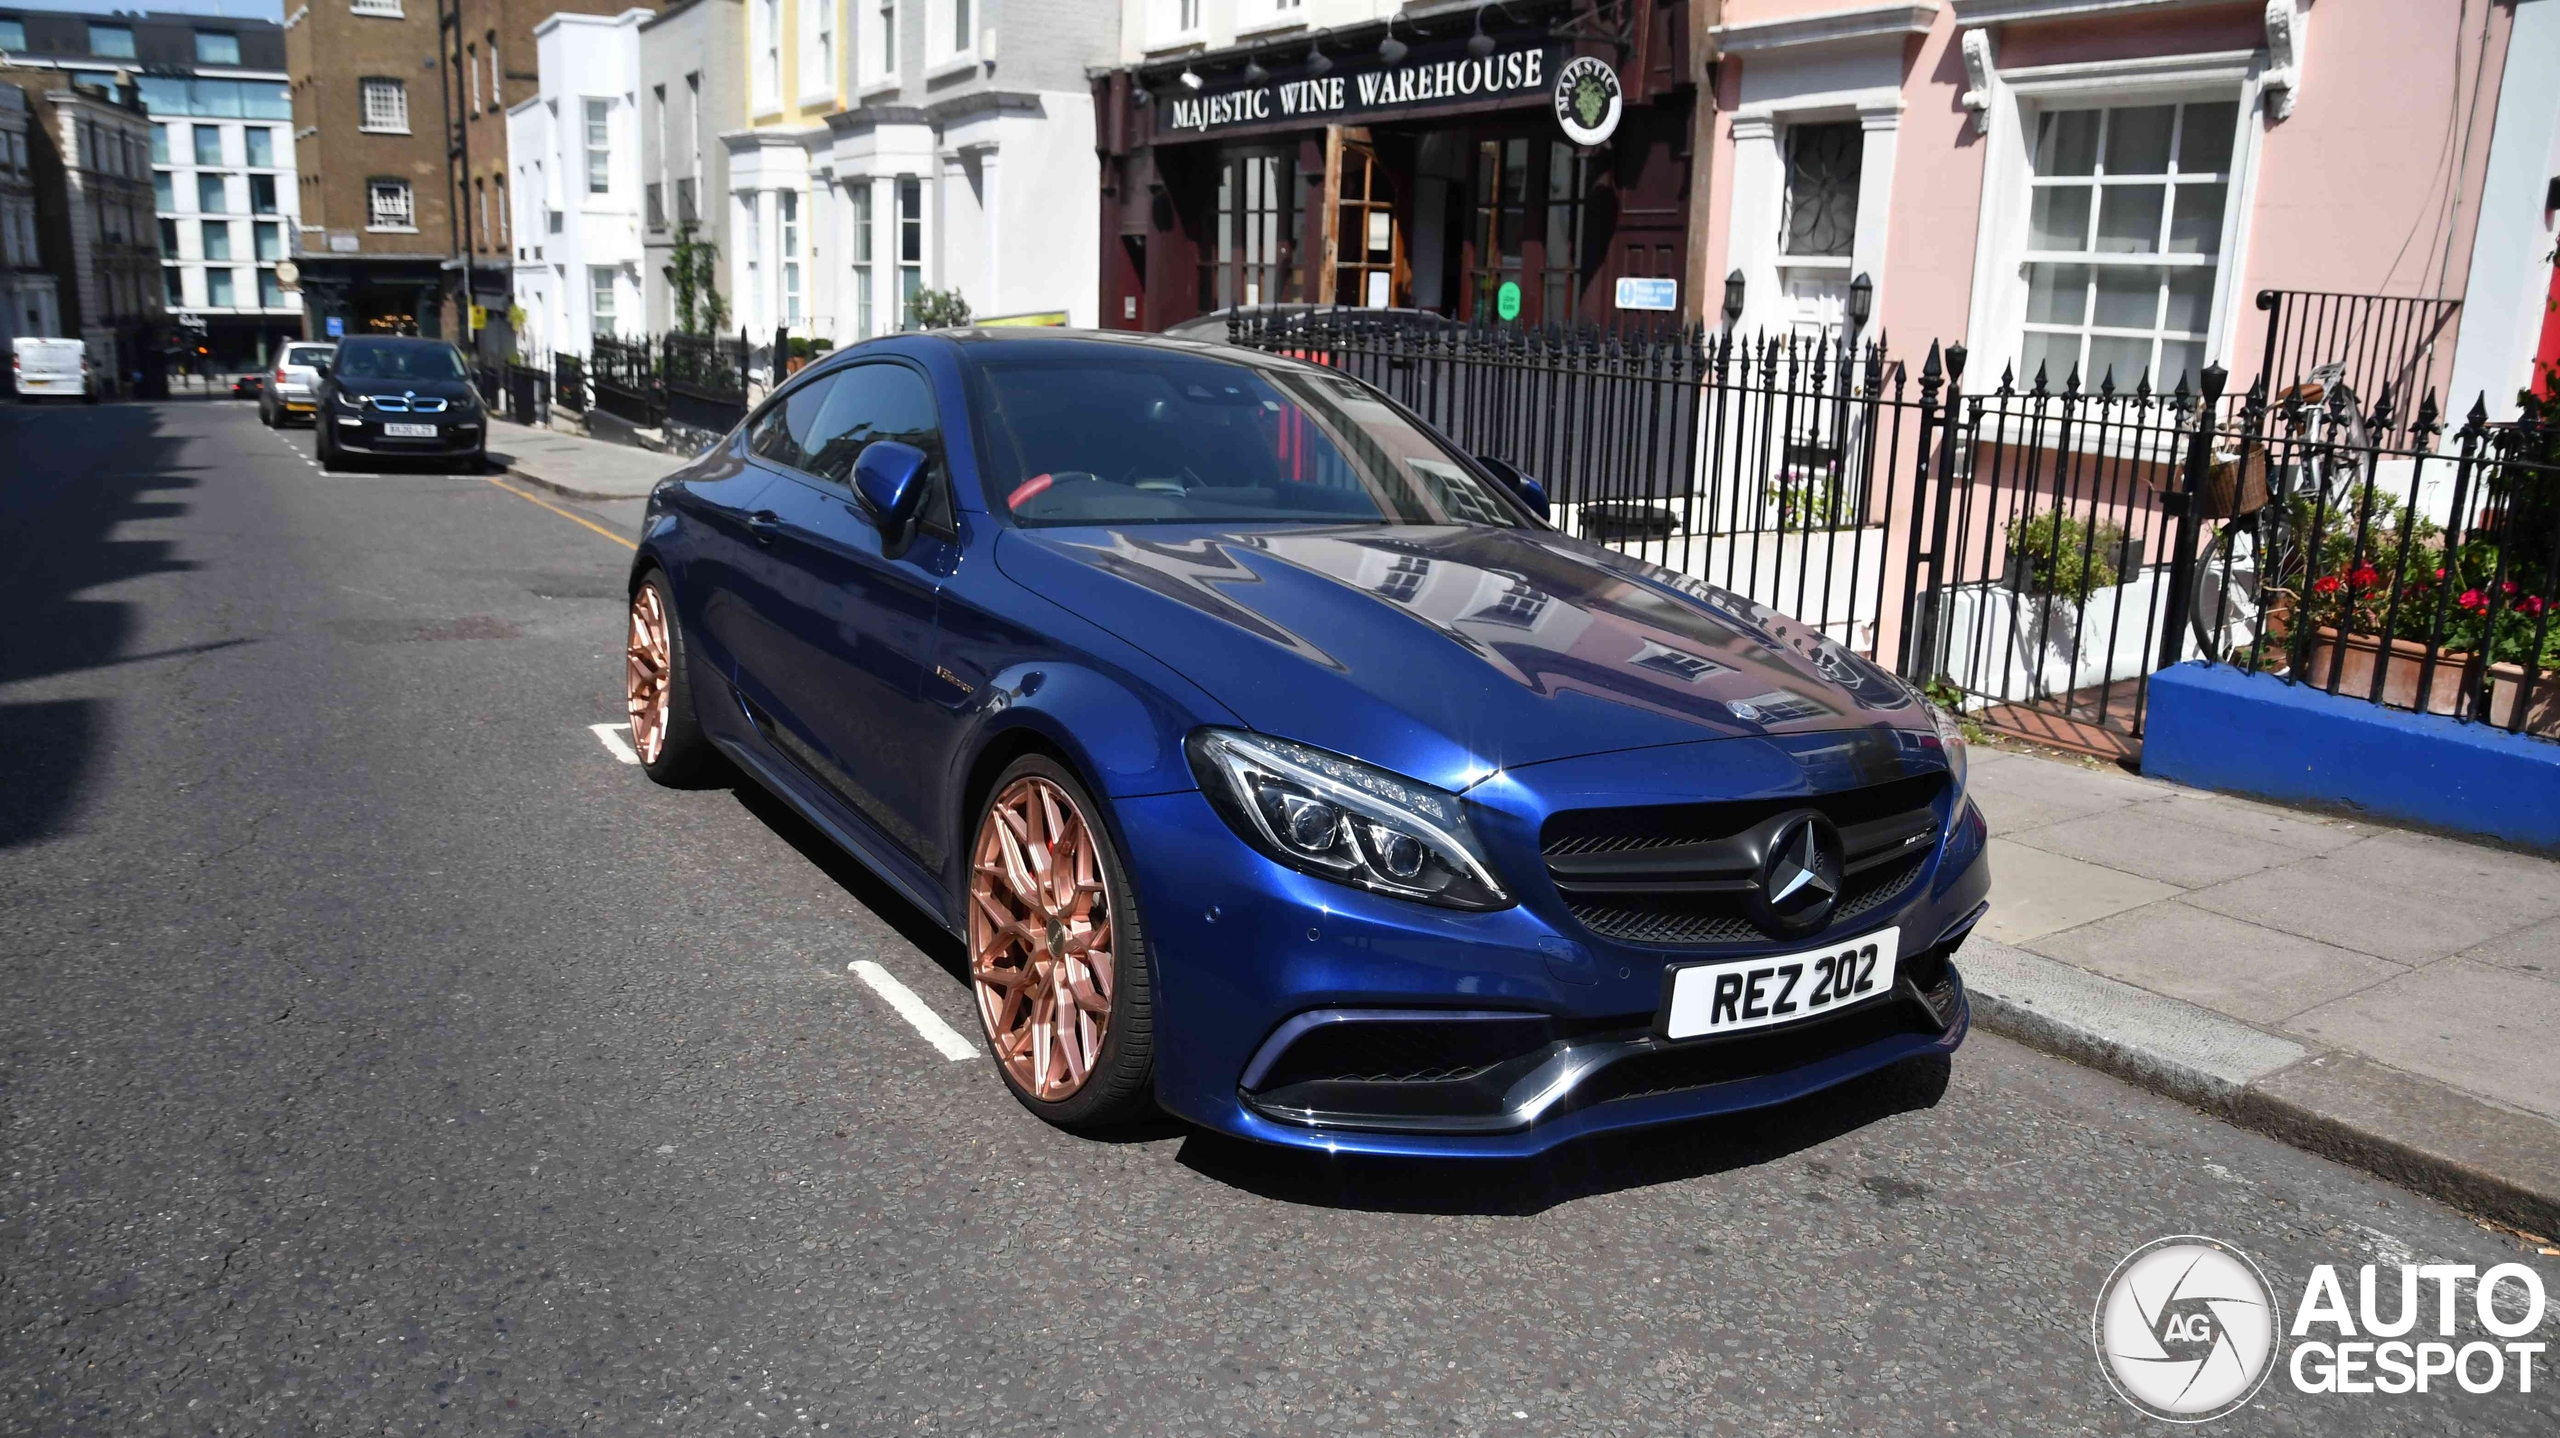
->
[2294,627,2469,717]
[2462,659,2560,737]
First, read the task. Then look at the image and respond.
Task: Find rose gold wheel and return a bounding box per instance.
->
[625,583,672,766]
[969,775,1117,1102]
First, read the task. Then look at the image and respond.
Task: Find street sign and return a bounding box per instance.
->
[326,316,345,337]
[1615,276,1677,312]
[469,305,488,329]
[1496,281,1522,322]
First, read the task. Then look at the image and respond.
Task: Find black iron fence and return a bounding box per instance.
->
[566,329,777,436]
[662,331,750,435]
[553,352,586,413]
[1228,306,2559,748]
[2255,288,2462,447]
[590,335,658,427]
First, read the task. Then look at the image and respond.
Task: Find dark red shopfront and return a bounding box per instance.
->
[1093,1,1698,333]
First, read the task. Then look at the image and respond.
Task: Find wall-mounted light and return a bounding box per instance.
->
[1467,10,1495,60]
[1179,67,1203,90]
[1848,272,1873,329]
[1378,20,1407,66]
[1306,41,1332,77]
[1723,270,1746,325]
[1242,55,1268,85]
[1132,84,1155,107]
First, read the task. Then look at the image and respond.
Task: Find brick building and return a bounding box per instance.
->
[284,0,454,338]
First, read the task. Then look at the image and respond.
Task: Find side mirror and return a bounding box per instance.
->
[311,359,331,378]
[1475,455,1550,520]
[854,440,930,546]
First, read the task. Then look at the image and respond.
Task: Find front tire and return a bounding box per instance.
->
[967,756,1156,1130]
[624,570,714,785]
[317,425,345,471]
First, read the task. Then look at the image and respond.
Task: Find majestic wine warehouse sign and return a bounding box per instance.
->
[1154,39,1574,140]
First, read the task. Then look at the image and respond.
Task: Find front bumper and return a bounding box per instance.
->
[1117,748,1990,1159]
[327,410,485,454]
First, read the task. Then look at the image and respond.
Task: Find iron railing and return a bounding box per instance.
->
[2253,288,2462,447]
[553,352,586,413]
[589,334,659,428]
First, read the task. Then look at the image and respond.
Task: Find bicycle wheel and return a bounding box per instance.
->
[2188,518,2271,665]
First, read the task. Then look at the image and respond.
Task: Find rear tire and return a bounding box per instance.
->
[625,570,715,786]
[317,428,345,472]
[966,756,1157,1131]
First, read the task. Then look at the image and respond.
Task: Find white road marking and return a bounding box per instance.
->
[589,722,640,764]
[849,960,981,1061]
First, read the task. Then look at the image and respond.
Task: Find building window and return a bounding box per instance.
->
[155,170,175,209]
[88,24,136,59]
[953,0,971,54]
[368,178,414,229]
[202,220,233,259]
[851,180,873,338]
[585,98,611,195]
[781,189,801,324]
[2017,98,2238,392]
[255,220,282,260]
[207,268,236,307]
[245,127,274,167]
[259,268,285,308]
[1781,122,1861,258]
[151,124,170,164]
[754,0,780,110]
[896,175,921,328]
[803,0,834,96]
[485,33,500,112]
[165,268,186,306]
[159,217,180,254]
[349,0,403,15]
[360,78,410,134]
[1543,142,1589,322]
[193,125,224,166]
[250,174,277,214]
[870,0,895,83]
[590,266,617,336]
[1210,152,1289,310]
[0,19,24,49]
[1179,0,1201,35]
[198,174,228,214]
[196,31,242,66]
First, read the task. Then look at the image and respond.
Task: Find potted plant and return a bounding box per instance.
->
[2285,487,2472,715]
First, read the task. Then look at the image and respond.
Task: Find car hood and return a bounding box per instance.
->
[332,376,477,402]
[994,522,1928,791]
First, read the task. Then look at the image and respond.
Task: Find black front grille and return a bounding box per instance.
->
[1542,773,1945,950]
[1568,999,1929,1109]
[1248,1015,1556,1093]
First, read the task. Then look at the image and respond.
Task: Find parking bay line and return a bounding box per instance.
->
[589,722,640,765]
[482,475,636,551]
[848,960,980,1062]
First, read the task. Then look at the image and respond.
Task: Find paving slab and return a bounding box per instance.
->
[2457,915,2560,980]
[2024,902,2407,1025]
[2133,789,2373,855]
[2180,860,2528,964]
[2284,958,2560,1122]
[487,421,676,501]
[1958,938,2309,1108]
[2000,802,2299,888]
[2313,828,2560,924]
[1976,838,2182,945]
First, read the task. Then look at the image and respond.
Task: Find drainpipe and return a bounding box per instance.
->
[1684,1,1725,328]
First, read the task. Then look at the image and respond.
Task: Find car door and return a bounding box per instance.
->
[661,442,777,686]
[727,361,953,866]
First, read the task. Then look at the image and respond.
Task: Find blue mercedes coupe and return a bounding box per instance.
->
[622,328,1989,1158]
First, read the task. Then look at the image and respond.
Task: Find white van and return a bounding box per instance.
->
[12,337,96,403]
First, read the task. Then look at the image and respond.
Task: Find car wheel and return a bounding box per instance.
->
[624,570,714,785]
[317,427,344,472]
[967,757,1156,1129]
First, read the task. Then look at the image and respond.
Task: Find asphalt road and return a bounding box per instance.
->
[3,399,2553,1437]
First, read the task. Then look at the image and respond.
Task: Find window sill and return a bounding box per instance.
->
[1234,15,1306,40]
[1776,255,1852,270]
[357,126,412,136]
[1142,32,1205,58]
[363,224,418,233]
[926,54,980,83]
[858,75,902,101]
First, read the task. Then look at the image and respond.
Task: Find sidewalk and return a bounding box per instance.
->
[486,417,677,501]
[1962,744,2560,1234]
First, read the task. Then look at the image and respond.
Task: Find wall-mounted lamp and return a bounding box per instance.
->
[1306,41,1332,77]
[1179,67,1203,90]
[1242,55,1268,85]
[1848,272,1873,329]
[1132,84,1155,107]
[1722,270,1746,325]
[1378,20,1407,66]
[1467,10,1495,60]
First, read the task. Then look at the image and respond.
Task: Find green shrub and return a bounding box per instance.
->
[2006,511,2128,601]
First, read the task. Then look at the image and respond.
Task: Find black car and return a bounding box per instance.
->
[313,337,488,473]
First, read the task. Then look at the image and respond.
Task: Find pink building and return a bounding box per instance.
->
[1693,0,2560,411]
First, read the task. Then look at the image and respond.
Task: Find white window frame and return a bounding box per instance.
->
[781,188,803,325]
[1147,0,1203,52]
[590,265,618,337]
[348,0,403,17]
[1964,48,2266,395]
[929,0,976,68]
[752,0,782,114]
[802,0,838,103]
[359,77,410,134]
[584,97,612,197]
[848,176,874,338]
[861,0,897,90]
[366,177,415,231]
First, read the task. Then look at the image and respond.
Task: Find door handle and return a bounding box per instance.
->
[746,509,781,545]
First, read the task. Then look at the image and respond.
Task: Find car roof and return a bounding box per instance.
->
[920,325,1319,371]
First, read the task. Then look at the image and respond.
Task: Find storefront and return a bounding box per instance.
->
[1093,1,1697,333]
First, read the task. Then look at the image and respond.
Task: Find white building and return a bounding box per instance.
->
[0,80,60,347]
[509,9,654,362]
[143,66,302,368]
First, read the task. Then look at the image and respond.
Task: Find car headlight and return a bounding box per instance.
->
[1186,729,1512,911]
[332,391,364,412]
[1927,701,1970,817]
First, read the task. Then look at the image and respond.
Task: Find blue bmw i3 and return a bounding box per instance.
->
[622,327,1989,1158]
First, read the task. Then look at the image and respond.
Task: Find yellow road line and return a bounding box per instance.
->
[482,475,637,551]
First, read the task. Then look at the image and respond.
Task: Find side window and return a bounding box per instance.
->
[748,372,839,472]
[803,362,944,487]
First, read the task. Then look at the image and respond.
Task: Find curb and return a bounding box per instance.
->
[501,465,656,504]
[1962,939,2560,1236]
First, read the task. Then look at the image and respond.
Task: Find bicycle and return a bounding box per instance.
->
[2186,363,2369,666]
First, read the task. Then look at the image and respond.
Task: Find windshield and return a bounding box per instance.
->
[334,342,468,381]
[284,345,333,368]
[971,352,1522,528]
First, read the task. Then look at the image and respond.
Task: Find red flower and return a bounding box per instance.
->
[2350,563,2380,589]
[2523,596,2548,617]
[2502,580,2519,595]
[2434,567,2447,580]
[2458,588,2489,612]
[2313,574,2344,596]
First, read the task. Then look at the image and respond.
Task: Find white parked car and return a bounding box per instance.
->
[11,337,97,403]
[260,342,337,427]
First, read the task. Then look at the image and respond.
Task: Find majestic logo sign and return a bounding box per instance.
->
[1552,56,1622,147]
[1159,41,1560,138]
[2094,1237,2280,1422]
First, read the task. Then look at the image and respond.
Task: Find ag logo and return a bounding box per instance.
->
[1552,56,1622,147]
[2094,1237,2280,1422]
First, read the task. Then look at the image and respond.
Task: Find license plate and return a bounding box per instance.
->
[383,422,438,438]
[1660,928,1901,1040]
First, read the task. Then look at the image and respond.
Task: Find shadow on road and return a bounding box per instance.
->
[0,405,200,849]
[1175,1054,1953,1215]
